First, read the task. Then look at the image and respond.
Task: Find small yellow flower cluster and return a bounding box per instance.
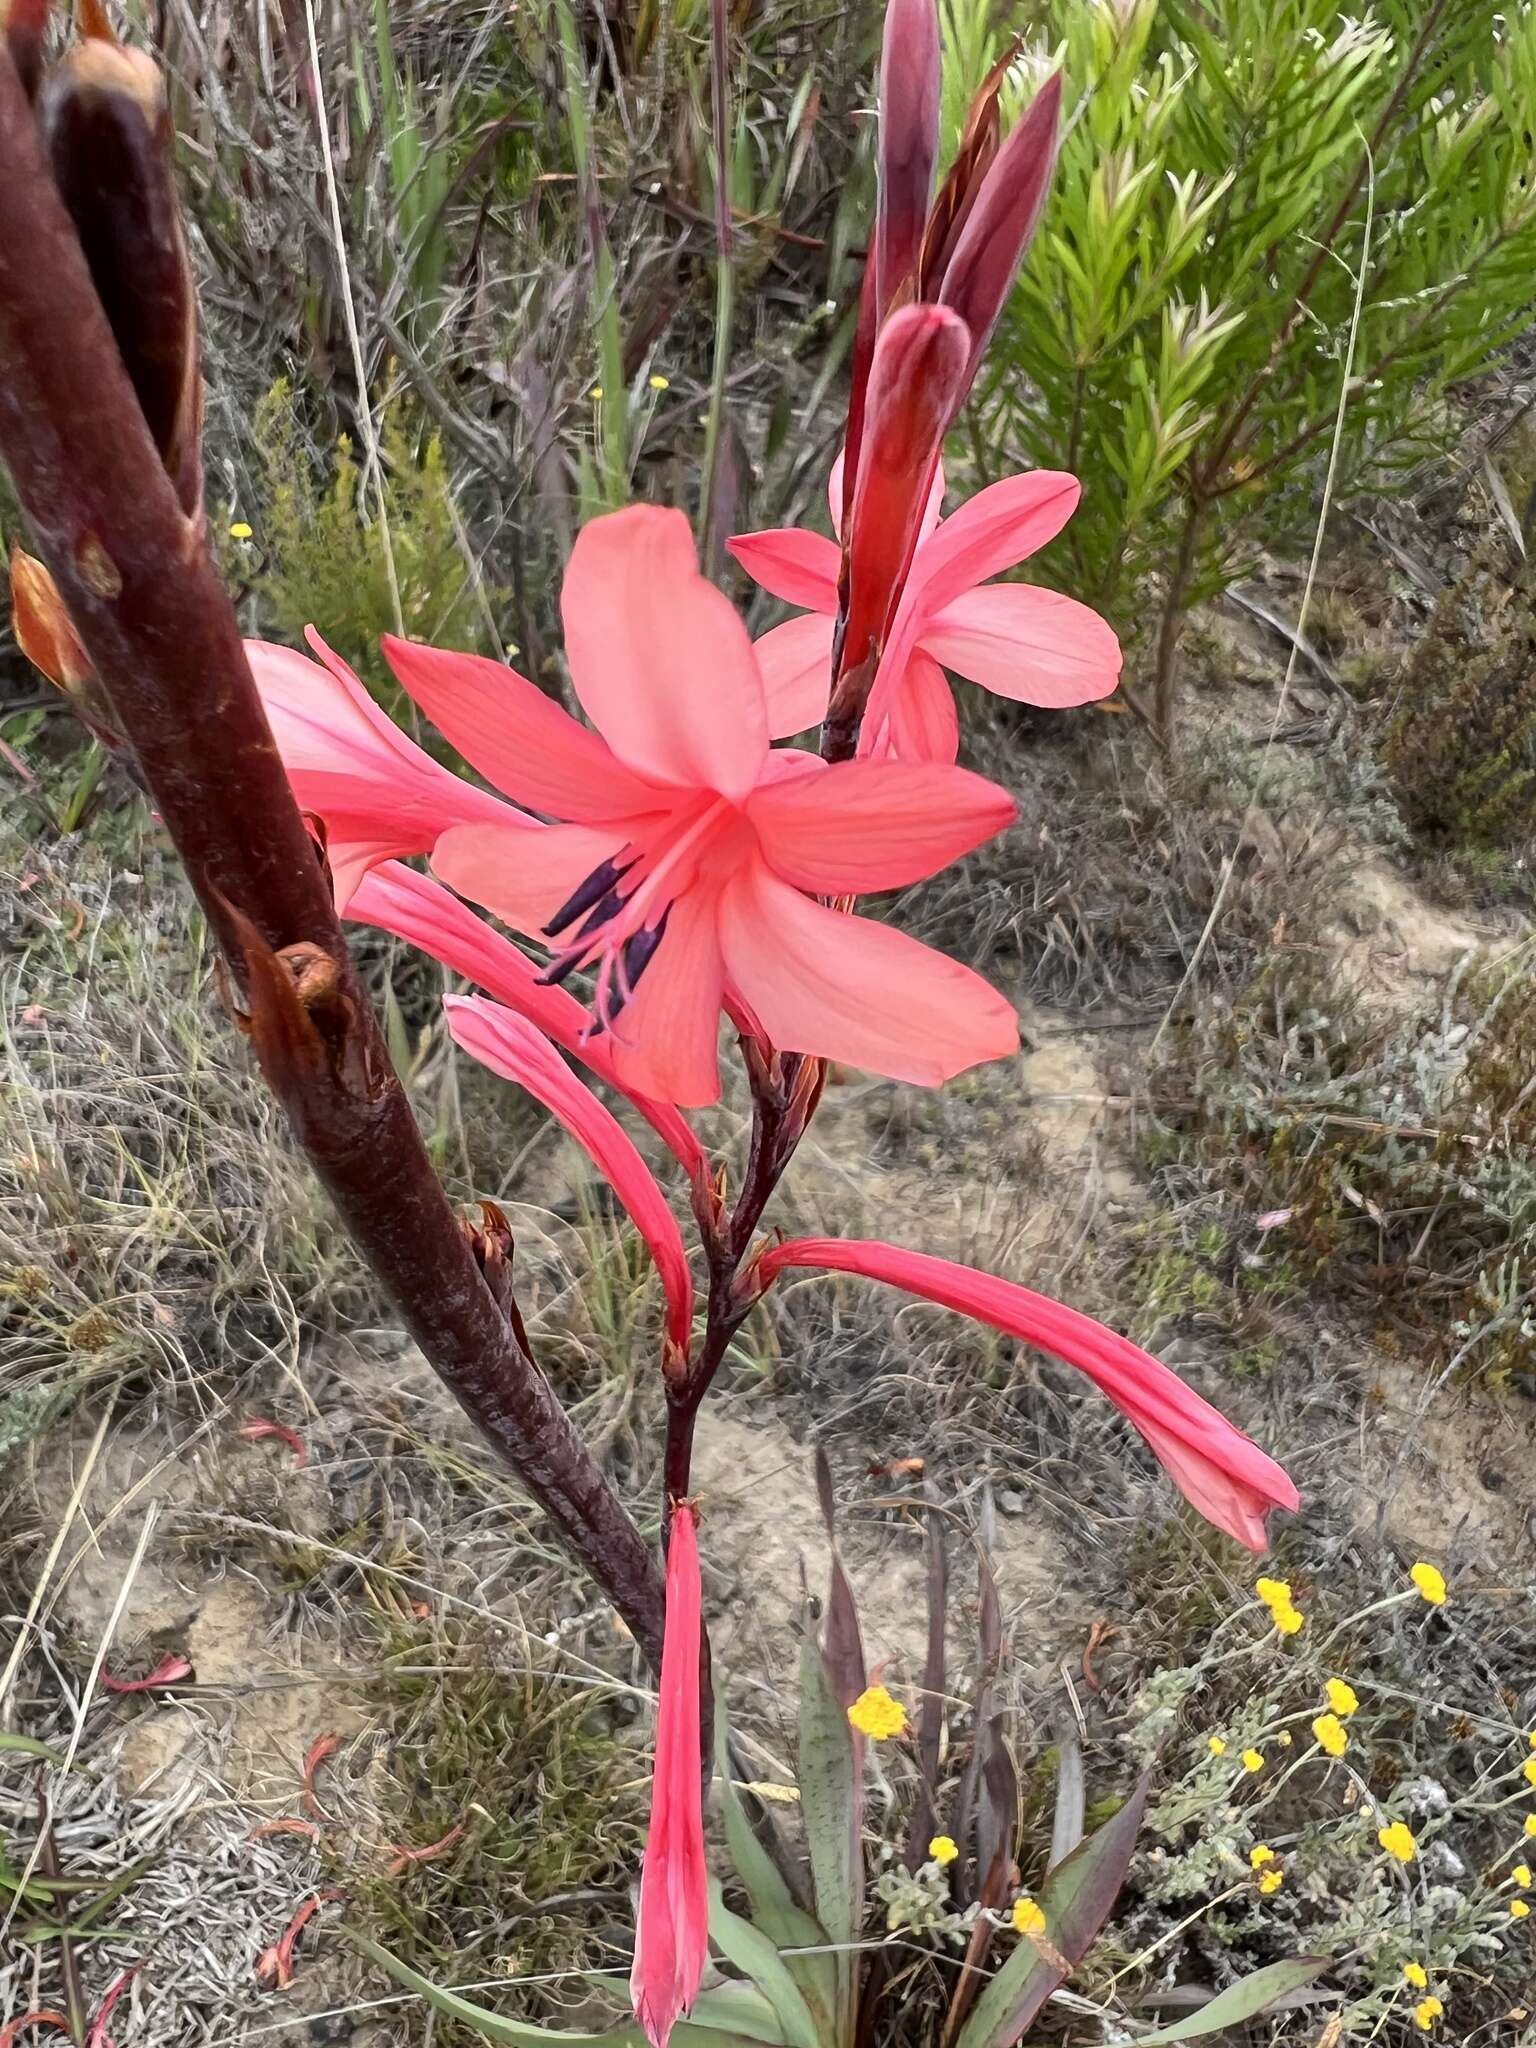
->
[928,1836,958,1867]
[1011,1896,1046,1937]
[1523,1757,1536,1790]
[228,520,254,540]
[1326,1677,1360,1717]
[1241,1748,1265,1775]
[1378,1820,1418,1864]
[1413,1995,1444,2031]
[1249,1843,1276,1867]
[1514,1863,1532,1889]
[1410,1562,1447,1606]
[1403,1962,1428,1990]
[1312,1712,1349,1758]
[1512,1900,1531,1921]
[649,374,670,391]
[847,1685,907,1740]
[1255,1576,1304,1635]
[1247,1845,1283,1894]
[1207,1735,1227,1757]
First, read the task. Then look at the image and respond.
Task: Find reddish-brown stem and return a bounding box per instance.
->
[0,49,664,1673]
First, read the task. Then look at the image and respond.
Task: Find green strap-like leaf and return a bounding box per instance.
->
[351,1935,639,2048]
[1116,1959,1332,2044]
[708,1881,821,2048]
[796,1635,858,2037]
[715,1683,836,2036]
[688,1984,789,2045]
[955,1779,1150,2048]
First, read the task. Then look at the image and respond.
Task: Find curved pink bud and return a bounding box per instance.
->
[876,0,940,317]
[347,862,703,1174]
[756,1238,1299,1551]
[937,71,1062,383]
[841,304,969,690]
[443,995,694,1356]
[632,1502,709,2048]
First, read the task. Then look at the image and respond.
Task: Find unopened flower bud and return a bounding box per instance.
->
[39,4,202,517]
[8,545,122,745]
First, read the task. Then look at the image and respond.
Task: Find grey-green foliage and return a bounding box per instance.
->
[961,0,1536,732]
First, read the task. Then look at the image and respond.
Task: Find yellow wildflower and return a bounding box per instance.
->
[1511,1899,1531,1921]
[1524,1757,1536,1789]
[1413,1996,1443,2031]
[1207,1735,1227,1757]
[847,1686,907,1740]
[928,1836,958,1867]
[228,521,253,540]
[1255,1577,1291,1607]
[1312,1713,1349,1758]
[1242,1749,1265,1774]
[1514,1864,1532,1889]
[1379,1821,1417,1863]
[1326,1678,1360,1717]
[1525,1814,1536,1839]
[1272,1600,1305,1636]
[1410,1562,1446,1606]
[648,374,670,391]
[1011,1896,1046,1937]
[1258,1868,1283,1895]
[589,385,604,401]
[1249,1844,1276,1868]
[1403,1962,1428,1990]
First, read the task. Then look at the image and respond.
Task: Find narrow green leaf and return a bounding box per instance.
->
[1121,1959,1332,2044]
[0,1733,72,1767]
[351,1935,638,2047]
[955,1779,1149,2048]
[687,1983,787,2046]
[796,1632,858,2033]
[707,1881,821,2048]
[715,1686,835,2034]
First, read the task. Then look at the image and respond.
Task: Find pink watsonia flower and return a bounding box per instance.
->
[731,468,1122,761]
[632,1501,709,2048]
[348,860,703,1175]
[755,1239,1300,1551]
[444,994,694,1360]
[381,505,1019,1107]
[245,631,525,910]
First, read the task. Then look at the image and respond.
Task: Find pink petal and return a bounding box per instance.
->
[909,470,1083,614]
[876,0,941,315]
[431,820,631,938]
[726,527,840,612]
[841,307,971,684]
[381,635,665,824]
[719,860,1017,1086]
[753,613,835,739]
[632,1503,709,2048]
[920,584,1123,707]
[885,650,959,762]
[607,882,727,1111]
[348,863,703,1172]
[444,996,694,1354]
[747,758,1014,892]
[245,636,516,909]
[937,71,1062,384]
[755,1239,1300,1551]
[562,506,768,803]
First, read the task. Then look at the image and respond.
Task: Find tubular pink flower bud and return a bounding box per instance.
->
[875,0,940,319]
[631,1503,709,2048]
[443,994,695,1358]
[838,304,970,694]
[756,1238,1299,1551]
[937,71,1062,385]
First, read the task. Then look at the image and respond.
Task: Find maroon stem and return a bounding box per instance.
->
[0,50,665,1673]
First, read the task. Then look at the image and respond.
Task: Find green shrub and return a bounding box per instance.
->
[963,0,1536,744]
[1384,541,1536,853]
[242,378,502,691]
